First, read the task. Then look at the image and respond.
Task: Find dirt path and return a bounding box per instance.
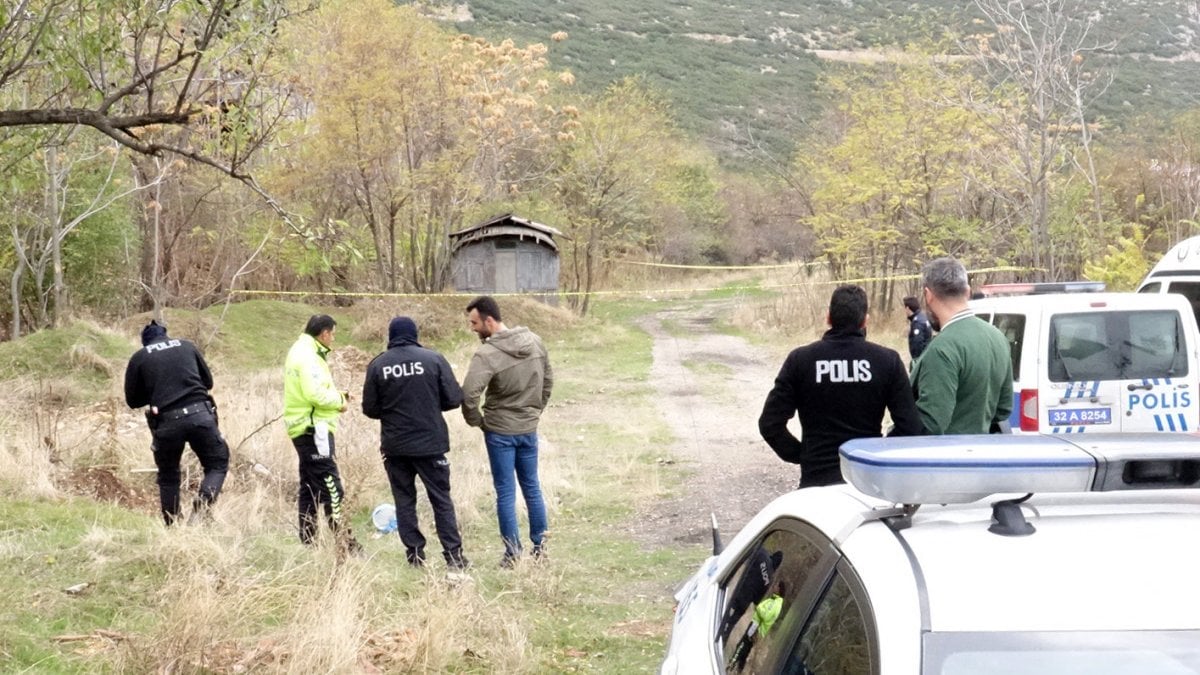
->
[630,301,797,549]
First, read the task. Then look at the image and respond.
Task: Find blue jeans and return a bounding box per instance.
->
[484,431,547,556]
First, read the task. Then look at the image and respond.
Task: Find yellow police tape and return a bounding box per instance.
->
[608,260,824,270]
[229,266,1035,300]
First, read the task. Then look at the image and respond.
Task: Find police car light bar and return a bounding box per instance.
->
[839,433,1200,504]
[978,281,1106,297]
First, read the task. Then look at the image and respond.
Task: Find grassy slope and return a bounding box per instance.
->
[460,0,1200,163]
[0,296,706,673]
[0,276,916,671]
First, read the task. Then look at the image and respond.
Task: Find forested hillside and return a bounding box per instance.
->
[459,0,1200,161]
[0,0,1199,341]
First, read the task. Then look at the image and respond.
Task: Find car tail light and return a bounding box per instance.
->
[1019,389,1039,431]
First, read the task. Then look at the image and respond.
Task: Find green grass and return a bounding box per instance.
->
[588,297,663,326]
[0,322,129,381]
[699,277,775,301]
[484,299,687,671]
[200,300,330,370]
[0,298,472,391]
[197,299,396,370]
[682,359,733,377]
[0,295,708,672]
[0,499,161,671]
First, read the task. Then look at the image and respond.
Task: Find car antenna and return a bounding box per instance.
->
[710,513,723,555]
[989,493,1036,536]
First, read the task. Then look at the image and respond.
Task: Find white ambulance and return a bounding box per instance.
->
[1137,235,1200,327]
[969,285,1200,433]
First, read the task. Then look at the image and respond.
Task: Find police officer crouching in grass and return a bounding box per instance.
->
[758,285,924,488]
[124,320,229,525]
[362,317,469,570]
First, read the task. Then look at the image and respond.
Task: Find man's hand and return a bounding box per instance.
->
[340,391,350,412]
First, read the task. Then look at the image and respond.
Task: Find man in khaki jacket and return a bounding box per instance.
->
[461,296,553,567]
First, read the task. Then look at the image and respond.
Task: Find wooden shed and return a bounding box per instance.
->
[449,214,563,298]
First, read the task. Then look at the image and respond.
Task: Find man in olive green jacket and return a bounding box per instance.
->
[911,258,1013,435]
[461,296,553,567]
[283,314,360,552]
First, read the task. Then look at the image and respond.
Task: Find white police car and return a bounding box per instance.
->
[1137,234,1200,328]
[970,287,1200,433]
[661,434,1200,674]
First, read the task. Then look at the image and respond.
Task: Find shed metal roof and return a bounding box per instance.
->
[449,213,565,252]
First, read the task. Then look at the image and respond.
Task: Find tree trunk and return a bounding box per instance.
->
[387,211,397,293]
[568,236,583,309]
[10,263,23,339]
[43,145,66,327]
[132,156,163,312]
[1033,177,1050,281]
[581,226,597,317]
[51,229,63,327]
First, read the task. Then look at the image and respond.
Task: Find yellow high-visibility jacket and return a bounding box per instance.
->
[283,333,345,439]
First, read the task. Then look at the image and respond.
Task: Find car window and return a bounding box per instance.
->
[992,313,1026,381]
[1165,281,1200,303]
[782,563,873,675]
[1165,281,1200,327]
[1139,282,1162,293]
[1048,310,1188,382]
[718,524,833,674]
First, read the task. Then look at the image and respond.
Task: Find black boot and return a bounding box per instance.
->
[445,550,470,570]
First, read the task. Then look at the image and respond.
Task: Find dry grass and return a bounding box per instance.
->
[0,351,578,675]
[722,267,916,356]
[0,319,575,542]
[343,296,472,348]
[0,299,681,673]
[0,414,59,498]
[69,342,116,378]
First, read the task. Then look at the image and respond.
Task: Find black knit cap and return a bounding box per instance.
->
[387,316,419,348]
[141,320,167,346]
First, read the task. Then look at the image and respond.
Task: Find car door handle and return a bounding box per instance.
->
[1127,383,1153,391]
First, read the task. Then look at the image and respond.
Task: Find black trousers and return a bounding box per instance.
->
[292,429,349,544]
[151,408,229,525]
[383,454,464,564]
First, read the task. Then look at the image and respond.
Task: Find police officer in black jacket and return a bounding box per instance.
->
[758,285,924,488]
[362,316,468,568]
[903,295,933,362]
[124,320,229,525]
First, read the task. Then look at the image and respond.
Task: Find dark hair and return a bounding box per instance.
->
[829,285,868,331]
[304,314,337,338]
[903,296,920,313]
[466,296,502,323]
[922,257,969,300]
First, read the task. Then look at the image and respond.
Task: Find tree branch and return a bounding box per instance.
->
[0,108,194,130]
[98,49,199,114]
[0,0,61,91]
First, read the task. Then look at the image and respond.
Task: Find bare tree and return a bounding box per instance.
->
[5,135,165,337]
[0,0,310,301]
[966,0,1116,279]
[1,1,292,165]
